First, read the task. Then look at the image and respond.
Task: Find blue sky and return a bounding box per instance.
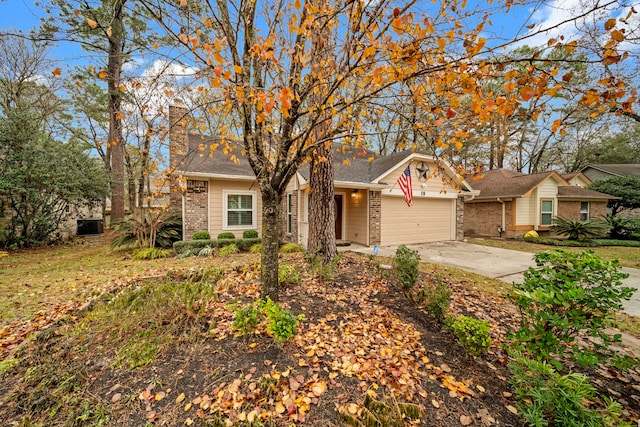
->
[1,0,637,73]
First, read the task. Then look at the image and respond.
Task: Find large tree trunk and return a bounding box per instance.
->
[260,188,281,302]
[307,142,336,263]
[108,0,126,222]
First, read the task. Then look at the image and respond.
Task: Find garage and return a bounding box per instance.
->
[380,196,456,245]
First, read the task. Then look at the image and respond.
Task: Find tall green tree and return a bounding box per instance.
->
[589,177,640,215]
[0,108,108,247]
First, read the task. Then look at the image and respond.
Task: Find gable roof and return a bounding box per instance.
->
[471,168,616,200]
[179,137,473,192]
[470,169,563,199]
[581,164,640,178]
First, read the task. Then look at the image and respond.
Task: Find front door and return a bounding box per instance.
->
[334,194,343,240]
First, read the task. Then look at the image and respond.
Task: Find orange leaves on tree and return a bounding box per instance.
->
[51,67,62,77]
[604,18,617,31]
[86,18,98,29]
[551,118,563,133]
[278,87,294,117]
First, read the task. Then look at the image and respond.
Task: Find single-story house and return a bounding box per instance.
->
[168,103,477,247]
[464,169,615,238]
[580,164,640,181]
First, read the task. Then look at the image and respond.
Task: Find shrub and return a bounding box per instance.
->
[278,263,301,286]
[250,243,263,253]
[111,211,182,249]
[597,214,640,240]
[217,232,235,239]
[510,250,634,364]
[232,298,304,345]
[132,248,172,260]
[550,216,607,241]
[393,245,420,289]
[173,238,261,253]
[197,245,216,257]
[192,230,211,240]
[445,315,491,355]
[242,230,259,239]
[410,275,450,322]
[279,243,304,253]
[509,355,631,427]
[219,243,239,256]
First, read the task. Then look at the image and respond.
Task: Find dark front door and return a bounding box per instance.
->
[334,194,343,240]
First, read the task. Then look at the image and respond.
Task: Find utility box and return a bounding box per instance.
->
[77,218,104,236]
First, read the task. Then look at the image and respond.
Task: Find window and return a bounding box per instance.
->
[223,191,256,229]
[580,202,589,221]
[286,193,293,234]
[541,199,554,226]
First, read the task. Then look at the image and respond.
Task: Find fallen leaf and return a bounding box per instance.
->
[432,399,440,408]
[184,402,192,411]
[460,414,473,425]
[311,381,327,396]
[506,405,518,414]
[441,363,452,373]
[176,392,185,403]
[476,385,485,393]
[111,393,122,403]
[502,391,512,397]
[348,403,359,414]
[154,391,166,401]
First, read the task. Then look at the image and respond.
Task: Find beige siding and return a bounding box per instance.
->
[515,197,532,225]
[385,160,450,193]
[344,189,368,245]
[209,179,262,239]
[380,196,454,245]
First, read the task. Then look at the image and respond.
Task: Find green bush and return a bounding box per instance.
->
[445,315,491,355]
[173,238,261,253]
[111,211,182,249]
[509,355,631,427]
[411,275,450,322]
[192,230,211,240]
[217,232,235,239]
[550,216,608,241]
[219,243,239,256]
[597,214,639,240]
[510,250,634,364]
[132,248,172,260]
[232,298,304,345]
[242,230,259,239]
[393,245,420,290]
[279,263,301,286]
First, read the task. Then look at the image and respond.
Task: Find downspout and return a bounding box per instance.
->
[366,189,370,247]
[497,197,505,237]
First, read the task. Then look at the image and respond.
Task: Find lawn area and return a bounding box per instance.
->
[468,237,640,269]
[0,240,638,426]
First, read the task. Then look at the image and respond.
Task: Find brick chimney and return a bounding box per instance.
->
[169,99,188,212]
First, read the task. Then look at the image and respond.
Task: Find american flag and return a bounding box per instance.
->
[397,165,413,207]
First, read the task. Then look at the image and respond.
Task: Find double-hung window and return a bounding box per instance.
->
[580,201,589,221]
[224,191,256,229]
[540,199,554,226]
[286,193,293,234]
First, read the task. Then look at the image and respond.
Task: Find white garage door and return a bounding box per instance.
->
[380,197,455,245]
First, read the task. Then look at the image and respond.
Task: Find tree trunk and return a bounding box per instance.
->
[108,0,126,222]
[307,142,336,263]
[260,189,281,302]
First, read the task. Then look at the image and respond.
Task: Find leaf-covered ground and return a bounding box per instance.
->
[0,248,639,426]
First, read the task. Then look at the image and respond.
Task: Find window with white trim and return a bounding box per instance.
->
[580,201,589,221]
[223,191,256,229]
[541,199,554,226]
[287,193,293,234]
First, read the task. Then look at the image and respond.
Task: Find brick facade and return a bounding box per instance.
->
[368,191,381,245]
[557,200,607,220]
[456,198,464,240]
[169,102,188,212]
[464,200,514,237]
[184,180,208,239]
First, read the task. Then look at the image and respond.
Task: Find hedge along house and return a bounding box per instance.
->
[464,168,615,238]
[168,102,477,245]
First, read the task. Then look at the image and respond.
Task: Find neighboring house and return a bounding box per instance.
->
[464,169,614,238]
[581,164,640,181]
[168,103,477,246]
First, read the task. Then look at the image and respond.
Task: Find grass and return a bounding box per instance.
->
[468,237,640,268]
[0,236,256,326]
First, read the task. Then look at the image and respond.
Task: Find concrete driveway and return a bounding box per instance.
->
[351,241,640,317]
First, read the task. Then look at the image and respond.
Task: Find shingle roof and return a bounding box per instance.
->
[470,169,559,199]
[582,164,640,178]
[178,134,255,177]
[557,186,617,200]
